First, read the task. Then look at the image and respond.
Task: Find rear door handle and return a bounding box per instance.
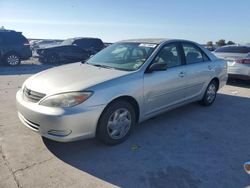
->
[208,65,212,70]
[179,72,185,78]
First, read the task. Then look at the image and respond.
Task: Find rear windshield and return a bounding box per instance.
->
[0,32,28,44]
[215,46,250,53]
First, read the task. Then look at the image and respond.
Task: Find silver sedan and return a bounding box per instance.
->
[16,38,228,145]
[213,45,250,80]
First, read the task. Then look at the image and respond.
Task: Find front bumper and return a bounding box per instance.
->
[16,89,106,142]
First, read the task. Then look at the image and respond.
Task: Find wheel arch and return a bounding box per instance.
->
[211,77,219,90]
[4,51,21,58]
[99,95,140,124]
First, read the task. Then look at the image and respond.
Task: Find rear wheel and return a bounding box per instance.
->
[5,53,20,66]
[97,100,136,145]
[200,80,218,106]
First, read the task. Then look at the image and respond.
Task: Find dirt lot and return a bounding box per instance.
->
[0,59,250,188]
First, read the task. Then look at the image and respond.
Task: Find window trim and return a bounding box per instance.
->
[181,42,211,65]
[148,42,184,70]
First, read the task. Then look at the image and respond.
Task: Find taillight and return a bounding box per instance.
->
[23,42,30,46]
[236,59,250,64]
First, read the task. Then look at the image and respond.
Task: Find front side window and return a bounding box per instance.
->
[86,42,156,71]
[152,44,181,68]
[183,44,204,64]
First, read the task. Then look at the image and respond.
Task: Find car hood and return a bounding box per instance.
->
[24,63,131,95]
[37,45,72,51]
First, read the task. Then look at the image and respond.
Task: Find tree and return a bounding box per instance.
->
[206,41,213,47]
[216,39,226,47]
[227,41,235,45]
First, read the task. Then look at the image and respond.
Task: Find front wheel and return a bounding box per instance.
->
[199,80,218,106]
[97,100,136,145]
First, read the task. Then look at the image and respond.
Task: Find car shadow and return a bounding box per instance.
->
[227,78,250,88]
[43,93,250,188]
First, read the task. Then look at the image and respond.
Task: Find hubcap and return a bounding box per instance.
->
[7,55,19,65]
[107,108,132,139]
[206,83,216,103]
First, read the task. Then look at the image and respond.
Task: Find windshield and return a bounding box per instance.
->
[60,38,74,45]
[86,42,157,71]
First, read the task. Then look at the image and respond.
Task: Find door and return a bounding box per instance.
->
[62,46,88,61]
[181,43,213,99]
[143,43,187,116]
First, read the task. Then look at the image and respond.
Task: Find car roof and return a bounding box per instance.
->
[0,29,21,34]
[67,37,102,40]
[119,38,197,44]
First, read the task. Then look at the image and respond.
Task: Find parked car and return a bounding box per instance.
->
[16,38,227,145]
[213,45,250,80]
[31,40,61,51]
[37,37,104,64]
[0,29,32,66]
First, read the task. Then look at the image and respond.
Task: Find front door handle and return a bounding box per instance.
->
[208,65,212,70]
[179,72,185,78]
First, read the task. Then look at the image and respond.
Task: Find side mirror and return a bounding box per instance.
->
[244,161,250,174]
[147,62,167,72]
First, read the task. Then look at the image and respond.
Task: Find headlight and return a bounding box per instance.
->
[39,91,93,107]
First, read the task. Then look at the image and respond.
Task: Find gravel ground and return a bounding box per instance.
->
[0,59,250,188]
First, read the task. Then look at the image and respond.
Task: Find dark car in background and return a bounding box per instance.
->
[0,29,32,66]
[213,45,250,80]
[37,37,104,64]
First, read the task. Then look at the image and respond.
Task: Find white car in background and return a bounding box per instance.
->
[213,45,250,80]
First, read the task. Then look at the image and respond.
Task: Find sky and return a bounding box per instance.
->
[0,0,249,44]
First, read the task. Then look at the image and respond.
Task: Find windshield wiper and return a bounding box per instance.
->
[91,64,115,69]
[85,62,133,71]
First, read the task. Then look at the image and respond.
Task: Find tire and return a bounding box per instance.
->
[199,80,218,106]
[47,54,59,64]
[97,100,136,145]
[5,53,21,66]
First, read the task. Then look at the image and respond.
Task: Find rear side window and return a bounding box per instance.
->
[182,43,209,64]
[153,43,182,68]
[74,39,104,49]
[215,46,250,53]
[1,32,27,44]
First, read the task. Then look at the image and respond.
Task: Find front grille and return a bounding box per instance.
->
[23,87,46,103]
